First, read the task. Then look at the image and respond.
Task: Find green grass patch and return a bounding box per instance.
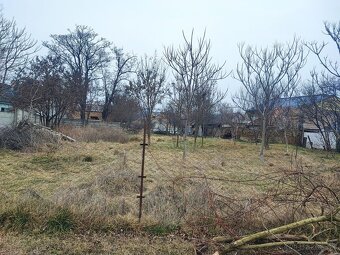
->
[143,224,179,235]
[46,208,74,233]
[0,206,31,231]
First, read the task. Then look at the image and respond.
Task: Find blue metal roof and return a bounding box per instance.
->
[274,94,333,108]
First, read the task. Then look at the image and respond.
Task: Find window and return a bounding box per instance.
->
[0,107,5,112]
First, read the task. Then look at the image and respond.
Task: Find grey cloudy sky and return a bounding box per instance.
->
[1,0,339,97]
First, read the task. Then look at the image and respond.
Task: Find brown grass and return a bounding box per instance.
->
[0,134,339,254]
[58,125,129,143]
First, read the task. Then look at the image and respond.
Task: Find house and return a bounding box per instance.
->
[0,84,39,128]
[62,104,104,126]
[275,95,339,150]
[151,111,177,134]
[61,104,122,128]
[246,95,339,150]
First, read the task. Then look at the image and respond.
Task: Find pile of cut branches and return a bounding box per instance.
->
[213,206,339,254]
[0,121,74,150]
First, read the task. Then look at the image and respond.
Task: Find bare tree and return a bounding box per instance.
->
[303,21,340,151]
[106,91,139,126]
[12,55,74,128]
[165,79,186,147]
[300,76,340,151]
[164,30,227,158]
[233,90,261,144]
[43,25,111,125]
[271,97,301,153]
[163,99,182,137]
[101,47,136,121]
[305,21,339,79]
[0,10,37,84]
[235,38,306,160]
[128,54,167,145]
[218,103,245,144]
[192,81,226,146]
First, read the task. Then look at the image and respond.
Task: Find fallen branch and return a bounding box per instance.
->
[215,207,340,254]
[31,123,76,142]
[240,241,333,250]
[213,234,308,244]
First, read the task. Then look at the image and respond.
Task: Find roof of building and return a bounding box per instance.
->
[247,94,335,113]
[274,94,334,108]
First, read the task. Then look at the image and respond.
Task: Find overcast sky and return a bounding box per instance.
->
[1,0,339,99]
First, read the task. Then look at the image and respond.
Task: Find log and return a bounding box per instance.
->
[240,241,332,250]
[31,123,76,142]
[213,234,308,244]
[60,133,76,142]
[216,207,340,254]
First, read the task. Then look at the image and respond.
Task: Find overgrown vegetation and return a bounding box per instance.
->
[0,135,339,254]
[0,121,60,151]
[58,125,129,143]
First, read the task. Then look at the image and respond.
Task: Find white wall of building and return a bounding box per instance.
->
[0,103,39,128]
[304,131,336,150]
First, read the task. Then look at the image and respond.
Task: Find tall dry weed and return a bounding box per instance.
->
[58,125,129,143]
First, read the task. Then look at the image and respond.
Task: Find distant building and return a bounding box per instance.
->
[246,95,339,150]
[151,111,177,134]
[0,84,38,128]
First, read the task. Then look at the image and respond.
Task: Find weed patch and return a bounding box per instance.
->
[58,126,129,143]
[46,208,74,233]
[82,155,93,162]
[0,207,31,231]
[143,224,179,235]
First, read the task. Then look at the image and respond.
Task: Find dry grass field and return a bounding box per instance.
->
[0,130,339,254]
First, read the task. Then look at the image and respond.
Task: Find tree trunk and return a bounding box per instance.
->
[284,129,289,153]
[336,137,340,153]
[194,124,199,148]
[259,114,266,161]
[102,103,110,121]
[201,123,204,147]
[80,98,87,126]
[183,118,188,159]
[146,116,152,145]
[147,127,151,146]
[233,125,238,145]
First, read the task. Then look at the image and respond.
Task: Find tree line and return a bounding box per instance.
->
[0,9,339,157]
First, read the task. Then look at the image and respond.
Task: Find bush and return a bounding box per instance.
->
[58,125,129,143]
